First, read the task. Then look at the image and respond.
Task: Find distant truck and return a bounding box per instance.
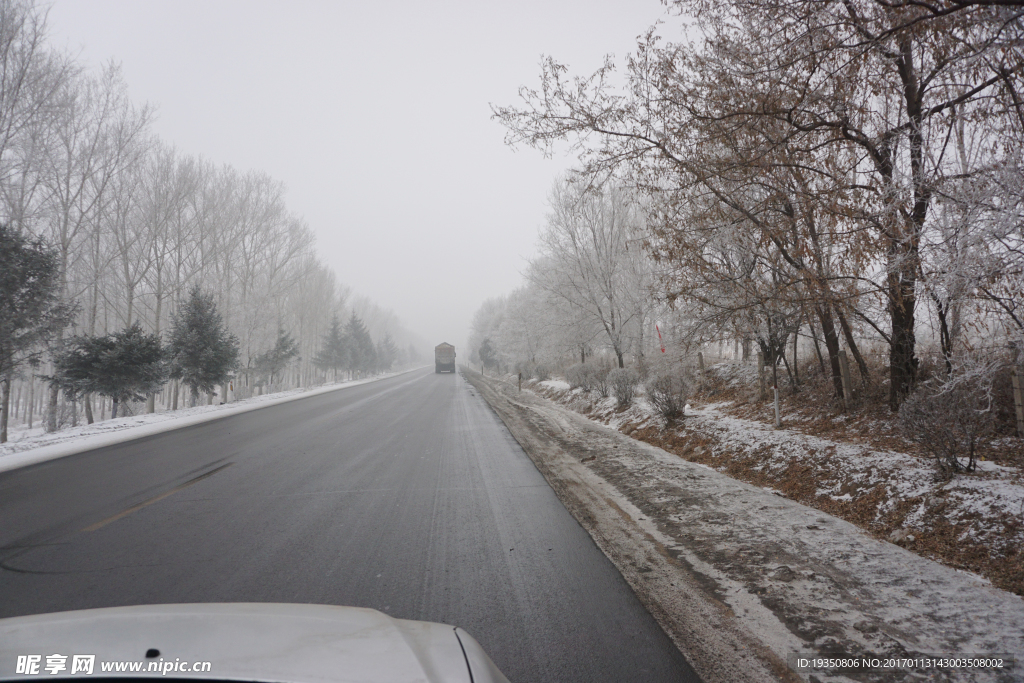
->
[434,343,456,374]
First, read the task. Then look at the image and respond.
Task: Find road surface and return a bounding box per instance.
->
[0,369,699,682]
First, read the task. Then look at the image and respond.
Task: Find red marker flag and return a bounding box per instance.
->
[656,324,665,353]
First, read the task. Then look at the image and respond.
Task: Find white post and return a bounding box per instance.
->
[1012,366,1024,438]
[773,385,782,428]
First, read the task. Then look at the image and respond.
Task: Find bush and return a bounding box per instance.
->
[566,362,611,395]
[534,364,550,381]
[646,372,689,421]
[897,360,999,475]
[608,367,640,407]
[565,363,587,390]
[590,365,611,397]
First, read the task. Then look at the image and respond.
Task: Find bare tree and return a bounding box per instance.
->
[529,176,653,368]
[494,0,1024,409]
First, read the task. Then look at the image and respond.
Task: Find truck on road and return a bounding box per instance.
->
[434,343,456,374]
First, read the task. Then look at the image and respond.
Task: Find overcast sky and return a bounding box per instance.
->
[45,0,674,351]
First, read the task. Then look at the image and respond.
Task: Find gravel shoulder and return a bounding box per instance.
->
[464,368,1024,683]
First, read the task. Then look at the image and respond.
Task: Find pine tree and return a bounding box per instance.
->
[313,315,348,381]
[375,333,399,372]
[50,323,166,419]
[0,225,77,442]
[254,328,300,386]
[344,313,376,378]
[167,286,239,406]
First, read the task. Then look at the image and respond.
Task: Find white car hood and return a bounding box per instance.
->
[0,603,509,683]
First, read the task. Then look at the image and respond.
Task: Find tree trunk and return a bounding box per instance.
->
[1,376,10,443]
[172,381,179,411]
[815,305,845,400]
[791,327,799,389]
[111,397,119,420]
[46,383,58,433]
[933,293,954,376]
[836,310,870,382]
[888,265,918,411]
[85,393,94,424]
[780,350,796,392]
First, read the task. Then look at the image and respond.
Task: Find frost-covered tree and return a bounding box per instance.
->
[167,285,239,406]
[479,338,498,369]
[0,224,75,441]
[468,296,506,365]
[529,177,653,368]
[40,64,151,429]
[344,313,376,377]
[313,314,348,381]
[495,0,1024,409]
[375,333,399,372]
[0,4,421,433]
[49,322,165,420]
[254,328,299,386]
[0,0,71,205]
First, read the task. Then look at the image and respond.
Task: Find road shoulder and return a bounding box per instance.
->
[464,368,1024,683]
[464,368,794,683]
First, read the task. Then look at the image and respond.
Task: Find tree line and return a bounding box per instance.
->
[0,0,418,442]
[476,0,1024,470]
[483,0,1022,406]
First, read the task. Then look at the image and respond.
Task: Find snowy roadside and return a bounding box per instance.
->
[0,367,427,474]
[465,368,1024,683]
[531,368,1024,598]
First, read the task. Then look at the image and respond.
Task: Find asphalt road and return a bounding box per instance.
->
[0,369,699,682]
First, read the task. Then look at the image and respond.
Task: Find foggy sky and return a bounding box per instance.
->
[46,0,672,352]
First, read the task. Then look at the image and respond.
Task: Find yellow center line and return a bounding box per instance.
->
[81,463,234,532]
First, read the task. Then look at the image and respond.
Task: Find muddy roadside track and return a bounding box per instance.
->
[463,368,1024,683]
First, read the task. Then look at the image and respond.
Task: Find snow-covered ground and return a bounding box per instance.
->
[475,371,1024,682]
[532,373,1024,595]
[0,368,425,473]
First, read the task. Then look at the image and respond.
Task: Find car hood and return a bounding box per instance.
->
[0,603,509,683]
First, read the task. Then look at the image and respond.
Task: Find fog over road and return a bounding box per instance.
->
[0,369,698,683]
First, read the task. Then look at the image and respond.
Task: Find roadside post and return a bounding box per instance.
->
[773,384,782,428]
[518,372,522,392]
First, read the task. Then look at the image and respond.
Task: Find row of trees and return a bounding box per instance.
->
[469,176,656,373]
[50,287,238,421]
[312,313,401,381]
[486,0,1024,413]
[0,0,419,441]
